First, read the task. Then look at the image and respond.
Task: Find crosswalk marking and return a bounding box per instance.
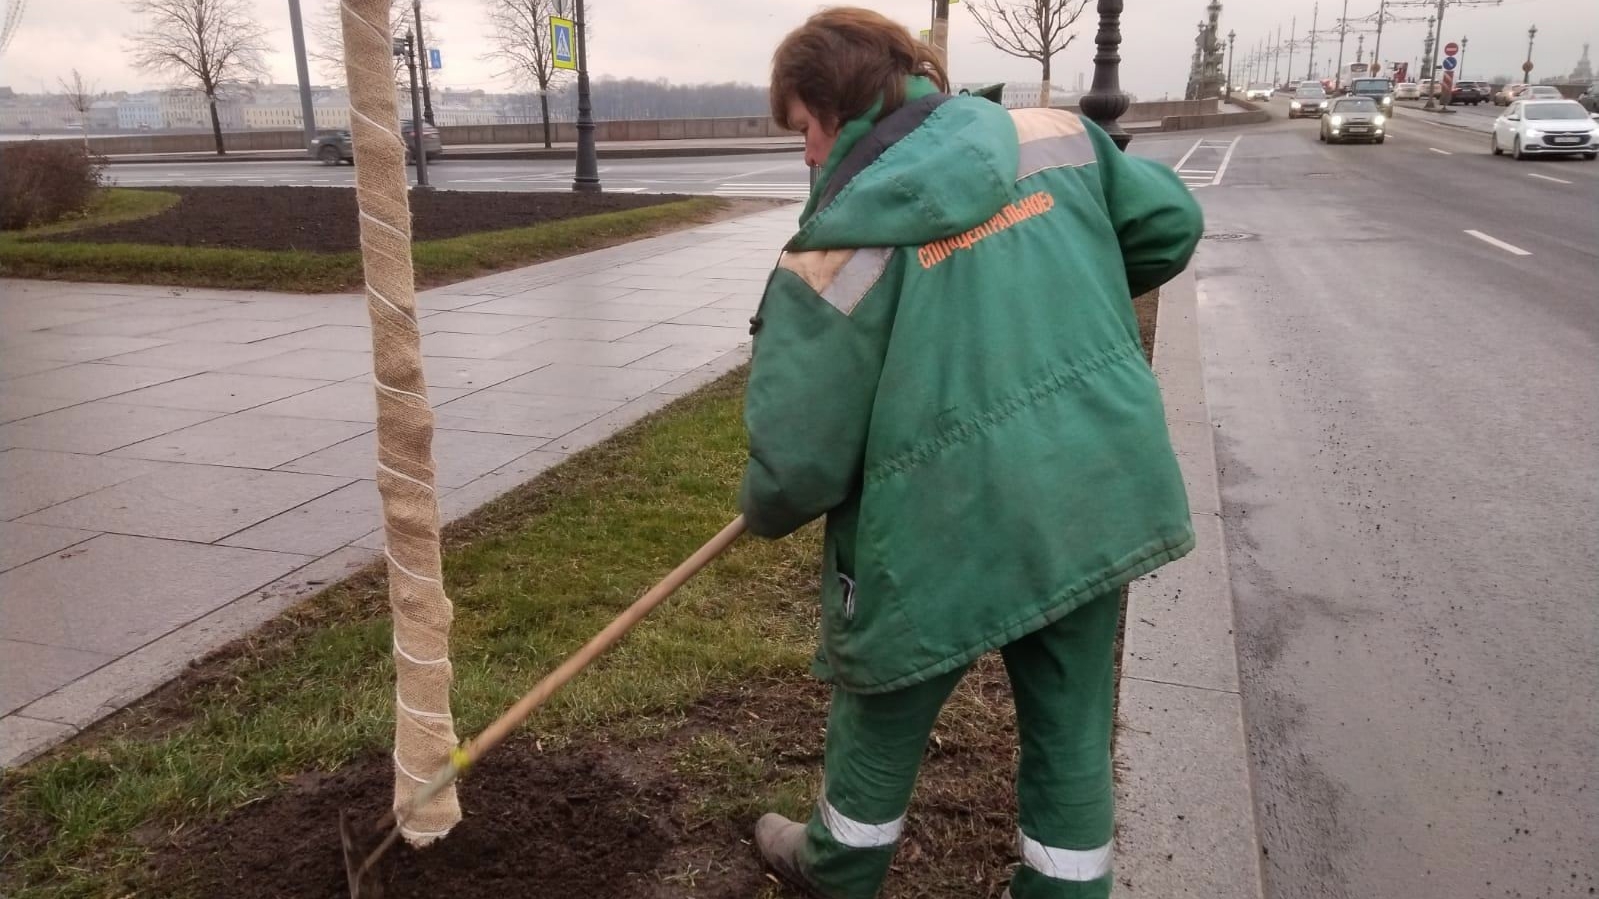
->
[716,182,811,200]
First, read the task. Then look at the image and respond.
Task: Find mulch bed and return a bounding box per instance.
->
[48,187,681,253]
[143,670,1022,899]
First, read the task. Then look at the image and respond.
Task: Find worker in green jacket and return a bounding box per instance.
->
[744,9,1204,899]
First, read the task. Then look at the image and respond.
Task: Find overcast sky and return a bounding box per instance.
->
[2,0,1594,101]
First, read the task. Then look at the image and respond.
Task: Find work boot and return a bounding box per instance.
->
[755,813,830,898]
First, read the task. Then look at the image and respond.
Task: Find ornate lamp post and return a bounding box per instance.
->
[1226,29,1237,98]
[1079,0,1132,149]
[1523,24,1537,84]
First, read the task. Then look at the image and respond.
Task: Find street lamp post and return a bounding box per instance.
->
[1457,35,1468,82]
[394,31,429,189]
[1523,24,1537,84]
[572,0,600,191]
[1421,14,1437,109]
[1078,0,1131,149]
[1226,30,1236,99]
[287,0,317,149]
[413,0,434,126]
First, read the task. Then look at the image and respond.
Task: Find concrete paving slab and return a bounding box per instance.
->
[1123,514,1240,694]
[0,716,76,769]
[418,330,546,360]
[670,306,760,329]
[217,480,388,556]
[0,362,190,403]
[0,333,170,364]
[251,324,377,353]
[146,317,316,344]
[601,288,737,309]
[100,340,292,373]
[222,348,373,380]
[0,534,311,656]
[419,357,543,390]
[278,427,545,488]
[1168,419,1222,517]
[609,275,744,293]
[13,545,375,736]
[422,311,544,334]
[49,312,221,337]
[0,448,162,519]
[508,318,650,343]
[463,284,638,315]
[0,392,81,425]
[0,521,96,572]
[528,300,706,323]
[433,390,620,438]
[494,363,678,402]
[544,392,679,455]
[112,372,333,413]
[437,450,569,521]
[0,402,218,455]
[0,355,71,380]
[249,381,466,423]
[0,639,114,717]
[20,464,349,543]
[622,322,749,349]
[498,338,665,368]
[625,344,736,372]
[2,306,125,332]
[653,348,751,396]
[109,412,371,469]
[708,293,764,311]
[1113,678,1263,899]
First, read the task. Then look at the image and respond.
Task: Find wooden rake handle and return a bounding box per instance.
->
[400,515,749,818]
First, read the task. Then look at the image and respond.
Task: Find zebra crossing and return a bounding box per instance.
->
[714,181,812,200]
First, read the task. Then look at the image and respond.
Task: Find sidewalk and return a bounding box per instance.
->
[0,205,795,767]
[105,136,805,165]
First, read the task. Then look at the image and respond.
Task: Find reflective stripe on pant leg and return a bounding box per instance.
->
[1018,829,1113,881]
[819,781,904,848]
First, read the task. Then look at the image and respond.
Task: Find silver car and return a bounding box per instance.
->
[1320,96,1387,144]
[310,120,443,165]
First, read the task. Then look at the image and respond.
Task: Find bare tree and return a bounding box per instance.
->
[312,0,437,89]
[484,0,571,147]
[127,0,267,155]
[966,0,1091,108]
[58,68,96,151]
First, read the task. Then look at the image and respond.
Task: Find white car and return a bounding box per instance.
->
[1490,100,1599,159]
[1525,85,1565,100]
[1245,83,1273,101]
[1394,82,1422,100]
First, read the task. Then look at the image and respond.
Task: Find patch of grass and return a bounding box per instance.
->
[0,369,818,898]
[20,187,182,238]
[0,196,729,293]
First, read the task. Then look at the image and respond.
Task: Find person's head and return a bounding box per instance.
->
[771,7,951,168]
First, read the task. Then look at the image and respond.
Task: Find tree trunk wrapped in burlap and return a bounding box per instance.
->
[338,0,462,846]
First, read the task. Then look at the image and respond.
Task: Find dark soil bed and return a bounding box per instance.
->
[145,670,1021,899]
[52,187,680,252]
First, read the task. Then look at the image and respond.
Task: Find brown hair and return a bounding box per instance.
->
[770,7,951,131]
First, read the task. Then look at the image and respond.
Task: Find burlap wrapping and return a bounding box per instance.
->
[338,0,461,845]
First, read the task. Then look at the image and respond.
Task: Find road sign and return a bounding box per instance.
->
[1444,41,1459,56]
[428,48,441,70]
[551,16,576,71]
[919,28,931,43]
[1522,61,1534,73]
[1441,56,1457,71]
[1369,61,1381,74]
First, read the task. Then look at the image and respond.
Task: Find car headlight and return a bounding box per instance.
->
[1374,114,1386,125]
[1291,101,1302,109]
[1526,128,1542,138]
[1330,115,1344,126]
[1382,97,1392,105]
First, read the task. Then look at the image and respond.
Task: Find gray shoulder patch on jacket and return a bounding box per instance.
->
[1009,108,1097,180]
[778,247,893,316]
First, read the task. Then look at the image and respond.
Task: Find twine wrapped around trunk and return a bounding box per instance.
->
[338,0,461,846]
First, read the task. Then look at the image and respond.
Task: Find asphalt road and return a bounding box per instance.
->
[104,135,1203,201]
[1198,98,1597,896]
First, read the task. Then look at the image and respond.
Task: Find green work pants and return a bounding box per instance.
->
[797,589,1120,899]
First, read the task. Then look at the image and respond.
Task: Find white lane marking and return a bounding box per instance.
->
[1172,138,1207,172]
[1210,136,1242,185]
[1183,169,1218,174]
[715,182,810,199]
[1527,172,1573,184]
[1463,229,1531,256]
[1428,147,1453,155]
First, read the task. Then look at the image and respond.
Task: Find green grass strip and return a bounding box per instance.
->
[0,196,728,293]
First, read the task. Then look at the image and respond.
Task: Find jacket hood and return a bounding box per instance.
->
[790,80,1020,250]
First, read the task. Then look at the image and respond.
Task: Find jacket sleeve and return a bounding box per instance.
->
[738,251,894,539]
[1090,124,1205,298]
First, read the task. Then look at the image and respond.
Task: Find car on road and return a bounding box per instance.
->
[1289,83,1330,119]
[1394,81,1422,101]
[1349,77,1396,113]
[1319,96,1387,144]
[1245,82,1274,101]
[1524,85,1565,101]
[1490,99,1599,159]
[1448,81,1490,105]
[1494,83,1529,106]
[310,120,443,165]
[1579,84,1599,113]
[1417,79,1443,98]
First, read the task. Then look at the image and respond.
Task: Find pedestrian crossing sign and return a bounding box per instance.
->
[552,16,576,71]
